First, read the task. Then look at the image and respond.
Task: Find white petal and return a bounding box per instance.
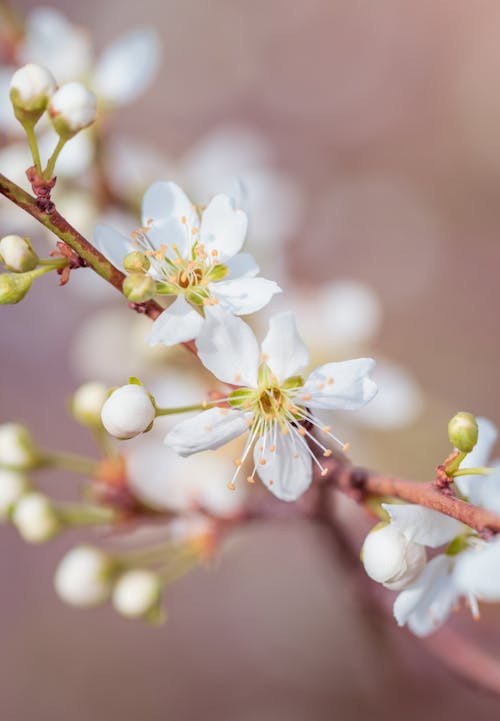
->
[211,277,281,316]
[92,224,134,271]
[196,306,259,387]
[225,252,259,279]
[165,407,249,455]
[261,312,309,383]
[382,504,463,548]
[454,539,500,601]
[147,297,204,346]
[476,464,500,512]
[254,429,312,502]
[455,417,499,501]
[93,28,160,105]
[393,555,456,636]
[199,194,248,260]
[303,358,377,410]
[141,181,198,257]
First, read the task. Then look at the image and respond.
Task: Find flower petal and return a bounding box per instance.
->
[93,28,160,105]
[455,417,498,501]
[196,306,259,387]
[210,277,281,316]
[225,252,259,280]
[454,539,500,601]
[476,464,500,512]
[165,407,249,456]
[254,429,312,501]
[261,312,309,383]
[141,181,198,257]
[147,297,204,346]
[393,555,457,636]
[303,358,377,410]
[199,194,248,260]
[93,224,134,271]
[382,503,463,548]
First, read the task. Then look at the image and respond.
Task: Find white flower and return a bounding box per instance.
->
[12,492,60,543]
[48,82,97,136]
[361,524,426,591]
[112,569,161,619]
[165,308,377,501]
[71,381,109,427]
[0,423,36,468]
[0,469,30,519]
[0,234,38,273]
[101,384,156,440]
[453,539,500,602]
[54,545,114,607]
[93,181,281,345]
[9,63,57,112]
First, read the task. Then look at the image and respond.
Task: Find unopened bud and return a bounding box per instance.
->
[448,412,478,453]
[123,251,151,274]
[0,272,34,304]
[0,235,39,272]
[12,492,60,543]
[71,382,109,427]
[0,423,37,468]
[49,82,97,138]
[54,545,114,607]
[9,63,57,125]
[123,273,156,303]
[101,383,156,439]
[361,523,426,591]
[112,569,162,619]
[0,469,30,519]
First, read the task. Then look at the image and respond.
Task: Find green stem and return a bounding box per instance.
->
[43,137,67,180]
[452,467,493,478]
[155,401,219,416]
[58,503,116,526]
[24,123,42,174]
[40,450,99,475]
[444,451,467,477]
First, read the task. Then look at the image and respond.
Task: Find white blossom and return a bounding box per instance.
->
[0,423,36,468]
[361,524,426,591]
[453,539,500,602]
[0,234,38,273]
[101,384,156,440]
[0,469,30,519]
[9,63,56,111]
[12,492,60,543]
[71,381,109,427]
[166,308,377,501]
[48,82,97,135]
[54,546,114,607]
[93,181,281,345]
[112,569,161,618]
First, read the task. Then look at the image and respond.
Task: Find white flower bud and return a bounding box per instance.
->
[71,382,109,427]
[101,384,156,440]
[54,545,114,607]
[10,63,57,123]
[362,524,426,591]
[112,569,162,619]
[12,492,60,543]
[0,235,39,272]
[49,82,97,138]
[0,423,37,468]
[0,469,30,519]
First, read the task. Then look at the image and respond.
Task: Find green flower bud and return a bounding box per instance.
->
[123,251,151,273]
[123,273,156,303]
[0,272,33,304]
[9,64,57,126]
[0,235,39,272]
[448,412,479,453]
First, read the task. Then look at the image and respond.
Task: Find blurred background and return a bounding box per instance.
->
[2,0,500,718]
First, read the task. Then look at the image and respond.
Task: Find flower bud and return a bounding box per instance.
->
[9,63,57,125]
[361,523,426,590]
[112,569,162,619]
[123,251,151,274]
[101,383,156,439]
[0,235,39,272]
[71,382,109,427]
[0,272,34,304]
[448,412,478,453]
[122,273,156,303]
[12,492,60,543]
[48,82,97,138]
[54,545,114,607]
[0,423,37,468]
[0,469,30,519]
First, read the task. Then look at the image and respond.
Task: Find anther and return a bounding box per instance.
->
[323,449,332,457]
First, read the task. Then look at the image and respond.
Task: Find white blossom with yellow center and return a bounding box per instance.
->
[165,308,377,501]
[92,181,281,345]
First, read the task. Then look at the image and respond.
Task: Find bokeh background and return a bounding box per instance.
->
[2,0,500,719]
